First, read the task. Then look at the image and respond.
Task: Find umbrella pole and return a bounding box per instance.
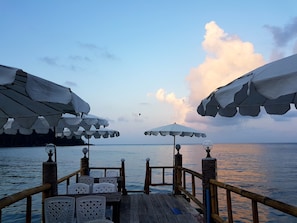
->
[54,127,57,162]
[88,138,90,159]
[173,136,175,166]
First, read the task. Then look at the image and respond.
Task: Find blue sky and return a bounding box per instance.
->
[1,1,297,144]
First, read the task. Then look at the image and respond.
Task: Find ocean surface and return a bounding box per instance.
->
[0,143,297,222]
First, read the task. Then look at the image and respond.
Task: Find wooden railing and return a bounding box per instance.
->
[144,163,204,211]
[0,169,79,223]
[0,166,124,223]
[0,184,51,223]
[209,179,297,223]
[178,167,204,211]
[143,161,174,193]
[144,163,297,222]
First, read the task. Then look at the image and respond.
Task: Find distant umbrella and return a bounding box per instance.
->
[144,123,206,164]
[197,54,297,117]
[2,114,109,161]
[2,114,109,136]
[62,127,120,159]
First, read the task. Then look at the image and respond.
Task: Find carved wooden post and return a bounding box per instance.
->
[202,141,217,223]
[80,147,89,176]
[121,158,127,195]
[42,144,58,222]
[144,158,150,194]
[174,144,182,195]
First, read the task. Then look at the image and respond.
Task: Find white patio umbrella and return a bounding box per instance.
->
[197,54,297,117]
[144,123,206,164]
[0,64,90,129]
[2,114,109,135]
[62,127,120,158]
[2,117,51,135]
[2,114,109,161]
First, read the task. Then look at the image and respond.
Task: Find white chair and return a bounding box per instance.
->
[67,183,90,194]
[90,170,104,178]
[86,219,114,223]
[44,196,75,223]
[76,195,106,223]
[92,183,116,220]
[78,175,94,185]
[98,177,118,186]
[106,170,118,177]
[92,183,117,193]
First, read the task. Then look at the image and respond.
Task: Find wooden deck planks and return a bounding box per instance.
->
[120,193,203,223]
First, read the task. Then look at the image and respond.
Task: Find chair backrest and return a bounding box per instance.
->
[78,175,94,185]
[76,195,106,223]
[44,196,75,223]
[92,183,117,193]
[106,170,118,177]
[98,177,117,186]
[67,183,90,194]
[85,219,114,223]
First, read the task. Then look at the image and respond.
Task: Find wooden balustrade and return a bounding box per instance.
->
[209,179,297,222]
[0,166,124,222]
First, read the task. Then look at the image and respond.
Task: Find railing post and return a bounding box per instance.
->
[144,158,150,194]
[174,144,182,195]
[42,144,58,223]
[80,147,89,176]
[202,141,217,223]
[121,158,127,195]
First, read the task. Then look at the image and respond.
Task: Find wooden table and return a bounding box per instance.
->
[62,192,121,223]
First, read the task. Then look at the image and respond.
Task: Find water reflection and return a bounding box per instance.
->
[1,144,297,222]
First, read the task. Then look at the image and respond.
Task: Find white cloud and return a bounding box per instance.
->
[154,21,265,129]
[187,21,265,108]
[155,88,192,124]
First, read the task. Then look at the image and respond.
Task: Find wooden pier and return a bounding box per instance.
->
[1,149,297,223]
[120,193,203,223]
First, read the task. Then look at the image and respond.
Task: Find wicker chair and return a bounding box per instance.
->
[44,196,75,223]
[76,195,106,223]
[67,183,90,194]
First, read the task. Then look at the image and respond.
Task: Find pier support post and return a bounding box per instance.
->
[42,144,58,223]
[144,158,150,194]
[42,144,58,198]
[202,140,217,223]
[121,158,127,195]
[80,147,89,176]
[174,144,182,195]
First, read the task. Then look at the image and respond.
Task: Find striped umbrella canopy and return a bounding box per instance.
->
[197,54,297,117]
[1,114,109,135]
[61,127,120,158]
[0,64,90,129]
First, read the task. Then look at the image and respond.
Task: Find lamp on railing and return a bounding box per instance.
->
[45,143,56,162]
[82,147,88,158]
[175,144,181,154]
[202,140,213,158]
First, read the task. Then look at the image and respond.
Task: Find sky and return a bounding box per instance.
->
[1,1,297,145]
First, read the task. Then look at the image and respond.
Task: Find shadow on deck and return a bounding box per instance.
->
[120,193,204,223]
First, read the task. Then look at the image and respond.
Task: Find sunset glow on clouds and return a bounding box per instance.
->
[155,21,265,125]
[153,19,297,142]
[1,1,297,143]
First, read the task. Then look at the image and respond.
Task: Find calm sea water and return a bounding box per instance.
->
[0,143,297,222]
